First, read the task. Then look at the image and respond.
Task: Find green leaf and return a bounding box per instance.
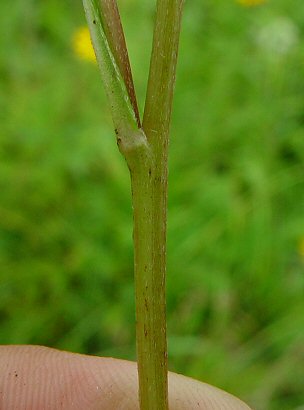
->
[82,0,139,136]
[98,0,141,127]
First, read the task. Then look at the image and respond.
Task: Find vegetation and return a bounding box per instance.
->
[1,1,304,409]
[82,0,183,408]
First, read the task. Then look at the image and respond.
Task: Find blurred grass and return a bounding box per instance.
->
[1,0,304,409]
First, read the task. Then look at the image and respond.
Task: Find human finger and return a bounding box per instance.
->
[0,345,251,409]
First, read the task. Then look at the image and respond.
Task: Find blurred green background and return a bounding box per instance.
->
[1,0,304,408]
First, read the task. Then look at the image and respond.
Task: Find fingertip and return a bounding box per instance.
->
[168,371,252,409]
[84,355,252,409]
[0,346,252,410]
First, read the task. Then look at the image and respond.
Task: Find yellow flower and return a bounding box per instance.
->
[72,27,96,63]
[237,0,266,6]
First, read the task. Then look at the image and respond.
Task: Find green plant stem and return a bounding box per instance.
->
[131,152,166,410]
[83,1,183,408]
[132,1,184,409]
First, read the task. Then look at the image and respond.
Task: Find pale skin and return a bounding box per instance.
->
[0,345,252,409]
